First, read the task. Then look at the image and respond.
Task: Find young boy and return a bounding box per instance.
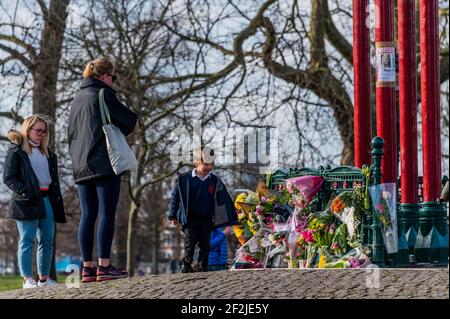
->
[168,146,237,273]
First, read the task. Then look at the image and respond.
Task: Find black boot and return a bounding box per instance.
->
[180,259,191,273]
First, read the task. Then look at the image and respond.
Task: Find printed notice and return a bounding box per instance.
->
[375,42,396,87]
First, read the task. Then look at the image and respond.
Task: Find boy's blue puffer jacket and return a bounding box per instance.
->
[208,228,228,266]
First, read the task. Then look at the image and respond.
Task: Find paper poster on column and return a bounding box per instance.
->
[375,42,396,87]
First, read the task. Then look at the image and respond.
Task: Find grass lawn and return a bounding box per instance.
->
[0,274,69,292]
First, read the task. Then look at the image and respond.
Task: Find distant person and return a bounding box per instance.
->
[68,58,137,283]
[208,227,230,271]
[168,146,238,273]
[170,259,178,274]
[3,115,66,288]
[440,181,449,203]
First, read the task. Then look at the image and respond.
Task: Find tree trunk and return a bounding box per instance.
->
[114,177,131,268]
[151,224,160,274]
[31,0,70,282]
[50,225,57,280]
[32,0,70,149]
[126,201,139,277]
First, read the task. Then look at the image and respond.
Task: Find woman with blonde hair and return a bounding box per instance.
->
[68,58,137,282]
[3,115,66,288]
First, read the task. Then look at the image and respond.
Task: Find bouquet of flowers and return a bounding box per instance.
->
[321,247,372,269]
[256,181,279,201]
[284,211,313,268]
[307,211,336,231]
[318,248,334,268]
[329,191,362,250]
[284,175,324,209]
[312,223,335,249]
[285,212,303,268]
[231,248,263,269]
[296,229,315,247]
[369,183,398,254]
[268,231,286,245]
[331,223,348,256]
[330,191,353,216]
[305,244,317,268]
[247,212,260,235]
[234,192,258,245]
[271,203,294,222]
[340,207,360,241]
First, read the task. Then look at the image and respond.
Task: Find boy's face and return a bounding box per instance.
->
[196,161,214,175]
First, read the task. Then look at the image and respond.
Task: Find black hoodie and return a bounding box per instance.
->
[68,77,137,183]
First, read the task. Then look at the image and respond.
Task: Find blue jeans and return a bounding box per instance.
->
[16,197,54,277]
[77,175,121,261]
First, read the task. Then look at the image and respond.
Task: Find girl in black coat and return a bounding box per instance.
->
[68,58,137,283]
[3,115,66,288]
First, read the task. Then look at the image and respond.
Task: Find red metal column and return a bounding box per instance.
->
[416,0,446,264]
[375,0,397,183]
[420,0,441,202]
[353,0,372,168]
[398,0,418,204]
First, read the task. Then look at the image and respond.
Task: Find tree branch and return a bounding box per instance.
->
[0,43,33,69]
[0,34,37,61]
[323,0,353,65]
[37,0,49,19]
[0,111,25,123]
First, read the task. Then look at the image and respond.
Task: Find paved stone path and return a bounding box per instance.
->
[0,268,448,299]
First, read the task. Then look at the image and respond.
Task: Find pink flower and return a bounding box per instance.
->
[255,205,264,216]
[302,230,315,243]
[348,257,360,268]
[331,242,340,251]
[286,182,294,194]
[328,224,335,235]
[260,196,267,203]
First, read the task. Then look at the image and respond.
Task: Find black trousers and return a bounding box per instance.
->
[183,218,213,271]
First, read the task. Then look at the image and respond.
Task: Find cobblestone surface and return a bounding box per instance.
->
[0,268,448,299]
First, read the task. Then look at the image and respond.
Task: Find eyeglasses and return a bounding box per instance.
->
[29,128,47,136]
[107,73,117,82]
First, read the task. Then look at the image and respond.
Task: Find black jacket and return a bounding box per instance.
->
[68,77,138,183]
[2,131,66,223]
[168,171,238,230]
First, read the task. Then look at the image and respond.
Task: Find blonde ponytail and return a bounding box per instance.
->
[82,58,115,79]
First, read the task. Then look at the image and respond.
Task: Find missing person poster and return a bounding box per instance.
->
[375,42,396,87]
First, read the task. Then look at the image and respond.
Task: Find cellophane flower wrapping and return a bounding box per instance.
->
[322,247,372,268]
[368,183,398,254]
[285,175,324,209]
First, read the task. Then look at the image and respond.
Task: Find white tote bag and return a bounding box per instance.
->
[99,88,138,175]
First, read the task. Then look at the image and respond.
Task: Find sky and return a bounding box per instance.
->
[0,0,448,202]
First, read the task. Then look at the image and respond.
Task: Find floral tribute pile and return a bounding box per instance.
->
[230,173,395,270]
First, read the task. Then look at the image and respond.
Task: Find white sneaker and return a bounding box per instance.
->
[37,278,58,287]
[23,278,38,289]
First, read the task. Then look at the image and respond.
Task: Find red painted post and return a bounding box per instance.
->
[398,0,418,204]
[398,0,419,252]
[416,0,447,264]
[420,0,441,203]
[353,0,372,168]
[375,0,397,184]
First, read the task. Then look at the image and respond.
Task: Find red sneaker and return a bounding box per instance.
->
[96,265,128,281]
[82,266,97,283]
